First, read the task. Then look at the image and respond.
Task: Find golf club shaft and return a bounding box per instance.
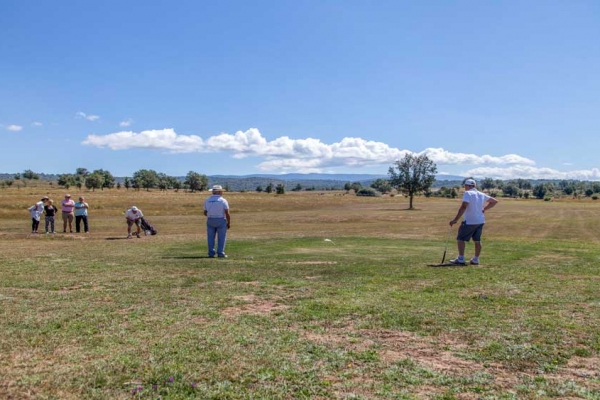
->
[441,225,452,264]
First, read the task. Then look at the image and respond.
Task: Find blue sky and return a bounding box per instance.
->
[1,0,599,179]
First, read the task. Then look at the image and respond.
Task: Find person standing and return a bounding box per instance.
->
[61,194,75,233]
[125,206,143,239]
[74,196,90,233]
[28,196,48,233]
[449,179,498,265]
[44,199,58,234]
[203,185,231,258]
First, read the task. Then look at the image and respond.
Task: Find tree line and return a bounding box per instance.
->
[3,157,600,204]
[0,168,210,192]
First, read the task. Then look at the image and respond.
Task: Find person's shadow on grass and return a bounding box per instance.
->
[161,255,214,259]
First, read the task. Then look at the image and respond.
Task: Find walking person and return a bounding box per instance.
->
[44,199,58,234]
[28,196,48,234]
[203,185,231,258]
[449,179,498,265]
[125,206,143,239]
[74,196,90,233]
[61,194,75,233]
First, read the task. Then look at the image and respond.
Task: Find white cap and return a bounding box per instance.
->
[464,179,476,186]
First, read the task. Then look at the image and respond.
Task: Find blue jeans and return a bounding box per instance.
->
[206,217,227,257]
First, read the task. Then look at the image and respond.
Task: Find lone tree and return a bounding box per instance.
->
[388,154,437,209]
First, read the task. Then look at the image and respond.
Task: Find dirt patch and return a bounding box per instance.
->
[222,300,290,317]
[222,294,290,317]
[296,325,600,392]
[561,355,600,379]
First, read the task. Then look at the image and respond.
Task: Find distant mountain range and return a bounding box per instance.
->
[205,173,468,191]
[0,172,466,182]
[211,173,467,182]
[0,172,467,191]
[0,171,586,191]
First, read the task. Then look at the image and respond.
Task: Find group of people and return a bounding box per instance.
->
[120,184,231,255]
[28,194,89,234]
[28,180,496,264]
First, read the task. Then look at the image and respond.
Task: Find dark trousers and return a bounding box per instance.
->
[76,215,89,233]
[31,218,40,232]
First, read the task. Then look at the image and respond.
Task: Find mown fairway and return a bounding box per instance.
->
[1,186,599,399]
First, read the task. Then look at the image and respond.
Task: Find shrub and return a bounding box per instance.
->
[356,188,380,197]
[592,194,599,200]
[544,196,552,202]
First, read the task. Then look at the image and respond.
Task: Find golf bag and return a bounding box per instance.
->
[140,217,157,236]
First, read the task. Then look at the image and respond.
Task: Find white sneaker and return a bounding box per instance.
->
[449,258,466,265]
[470,258,480,265]
[127,234,132,239]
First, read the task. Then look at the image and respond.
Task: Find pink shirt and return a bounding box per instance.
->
[61,199,75,213]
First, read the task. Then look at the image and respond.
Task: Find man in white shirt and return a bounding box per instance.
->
[449,179,498,265]
[125,206,144,239]
[203,185,231,258]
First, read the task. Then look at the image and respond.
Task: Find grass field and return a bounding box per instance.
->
[1,185,599,399]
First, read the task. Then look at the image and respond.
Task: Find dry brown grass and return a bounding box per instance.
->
[3,184,600,242]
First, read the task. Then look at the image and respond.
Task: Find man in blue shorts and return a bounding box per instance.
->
[449,179,498,265]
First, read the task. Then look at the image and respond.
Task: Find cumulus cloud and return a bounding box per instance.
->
[119,118,133,127]
[76,111,100,121]
[420,148,535,166]
[6,125,23,132]
[83,128,204,152]
[82,127,547,175]
[464,166,600,181]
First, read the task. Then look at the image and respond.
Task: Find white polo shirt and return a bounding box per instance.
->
[125,209,143,220]
[204,195,229,218]
[462,188,492,225]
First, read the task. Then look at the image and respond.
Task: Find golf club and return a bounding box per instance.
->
[440,225,452,264]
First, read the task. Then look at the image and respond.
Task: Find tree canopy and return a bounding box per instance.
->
[184,171,208,192]
[388,154,437,209]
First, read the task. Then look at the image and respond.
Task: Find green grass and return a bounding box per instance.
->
[1,189,600,398]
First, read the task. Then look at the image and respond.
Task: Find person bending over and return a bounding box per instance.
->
[125,206,143,239]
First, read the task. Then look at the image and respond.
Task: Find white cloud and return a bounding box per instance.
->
[6,125,23,132]
[464,166,600,181]
[76,111,100,121]
[119,118,133,127]
[82,127,547,174]
[32,122,43,126]
[419,148,535,166]
[83,128,204,152]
